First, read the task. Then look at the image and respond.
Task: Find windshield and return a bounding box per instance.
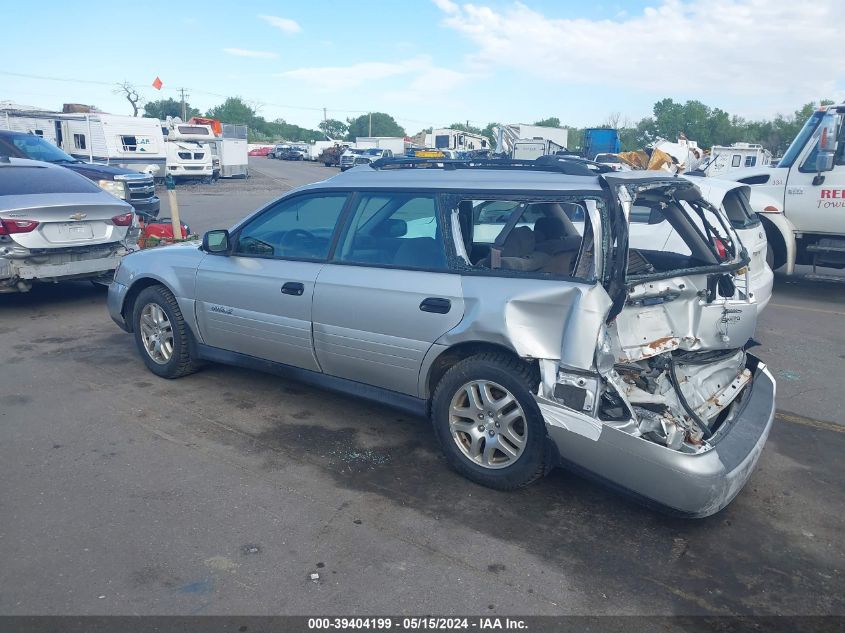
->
[8,135,77,163]
[177,125,212,136]
[364,149,383,155]
[779,110,824,168]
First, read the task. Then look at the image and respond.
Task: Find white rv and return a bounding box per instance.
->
[0,108,167,177]
[702,143,772,177]
[424,128,489,153]
[162,119,215,179]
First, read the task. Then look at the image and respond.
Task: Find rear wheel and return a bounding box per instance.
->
[431,353,550,490]
[132,285,200,379]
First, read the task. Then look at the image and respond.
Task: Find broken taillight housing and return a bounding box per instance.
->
[713,237,728,260]
[0,219,39,235]
[111,212,134,226]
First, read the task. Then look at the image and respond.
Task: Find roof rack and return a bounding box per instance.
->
[367,156,612,176]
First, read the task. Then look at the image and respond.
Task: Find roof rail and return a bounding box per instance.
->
[367,156,612,176]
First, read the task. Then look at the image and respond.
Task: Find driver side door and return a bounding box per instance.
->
[195,192,349,370]
[786,115,845,235]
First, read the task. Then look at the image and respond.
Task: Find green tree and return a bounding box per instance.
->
[267,118,322,143]
[143,98,199,120]
[318,118,348,140]
[534,117,561,128]
[481,122,500,147]
[345,112,405,140]
[448,122,483,135]
[206,97,259,126]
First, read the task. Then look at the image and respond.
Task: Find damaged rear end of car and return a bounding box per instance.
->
[0,158,137,293]
[536,173,776,517]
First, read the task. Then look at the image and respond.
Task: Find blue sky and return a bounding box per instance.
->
[1,0,842,134]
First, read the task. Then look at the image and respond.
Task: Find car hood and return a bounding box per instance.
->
[62,162,148,180]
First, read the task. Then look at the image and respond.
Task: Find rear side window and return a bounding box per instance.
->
[336,193,447,270]
[458,197,590,278]
[0,166,100,195]
[720,189,759,229]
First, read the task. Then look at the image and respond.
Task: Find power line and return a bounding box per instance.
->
[0,69,468,129]
[0,70,115,86]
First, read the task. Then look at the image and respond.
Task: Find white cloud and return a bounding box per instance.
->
[277,56,466,92]
[434,0,845,101]
[431,0,459,14]
[258,14,301,34]
[223,48,279,59]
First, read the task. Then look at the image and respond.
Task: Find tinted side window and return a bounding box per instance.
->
[337,193,447,270]
[233,194,347,260]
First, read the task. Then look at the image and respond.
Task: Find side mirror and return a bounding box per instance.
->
[202,229,230,254]
[816,151,835,173]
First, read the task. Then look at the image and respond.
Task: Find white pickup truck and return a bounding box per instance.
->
[722,104,845,276]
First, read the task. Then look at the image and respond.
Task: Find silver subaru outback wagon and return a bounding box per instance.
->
[108,158,776,517]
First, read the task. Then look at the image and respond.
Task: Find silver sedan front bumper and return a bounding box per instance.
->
[108,281,130,332]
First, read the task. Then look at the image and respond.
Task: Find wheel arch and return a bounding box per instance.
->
[121,276,178,333]
[758,213,794,272]
[421,341,538,405]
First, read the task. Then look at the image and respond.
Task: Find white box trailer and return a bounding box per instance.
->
[1,108,167,177]
[493,123,569,156]
[355,136,407,155]
[510,124,569,150]
[215,124,249,178]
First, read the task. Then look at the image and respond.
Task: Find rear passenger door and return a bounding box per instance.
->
[312,192,464,396]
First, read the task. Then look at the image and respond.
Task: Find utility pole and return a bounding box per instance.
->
[368,112,372,137]
[323,107,327,122]
[179,87,188,120]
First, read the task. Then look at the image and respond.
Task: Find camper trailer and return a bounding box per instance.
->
[512,138,564,160]
[0,107,167,177]
[702,143,772,177]
[424,128,489,153]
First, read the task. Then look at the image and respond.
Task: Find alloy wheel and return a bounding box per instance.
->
[448,380,527,469]
[139,302,174,365]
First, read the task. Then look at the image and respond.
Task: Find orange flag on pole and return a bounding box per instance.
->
[151,76,163,90]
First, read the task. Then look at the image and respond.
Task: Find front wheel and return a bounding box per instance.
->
[132,285,200,379]
[431,353,550,490]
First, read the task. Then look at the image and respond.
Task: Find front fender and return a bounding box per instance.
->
[114,242,205,338]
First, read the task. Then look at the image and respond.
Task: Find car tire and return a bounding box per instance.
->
[431,352,550,490]
[132,285,200,379]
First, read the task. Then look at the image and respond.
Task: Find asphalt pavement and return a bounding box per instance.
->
[1,158,843,617]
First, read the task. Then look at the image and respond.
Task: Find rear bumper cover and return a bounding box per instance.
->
[2,253,124,282]
[546,357,776,517]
